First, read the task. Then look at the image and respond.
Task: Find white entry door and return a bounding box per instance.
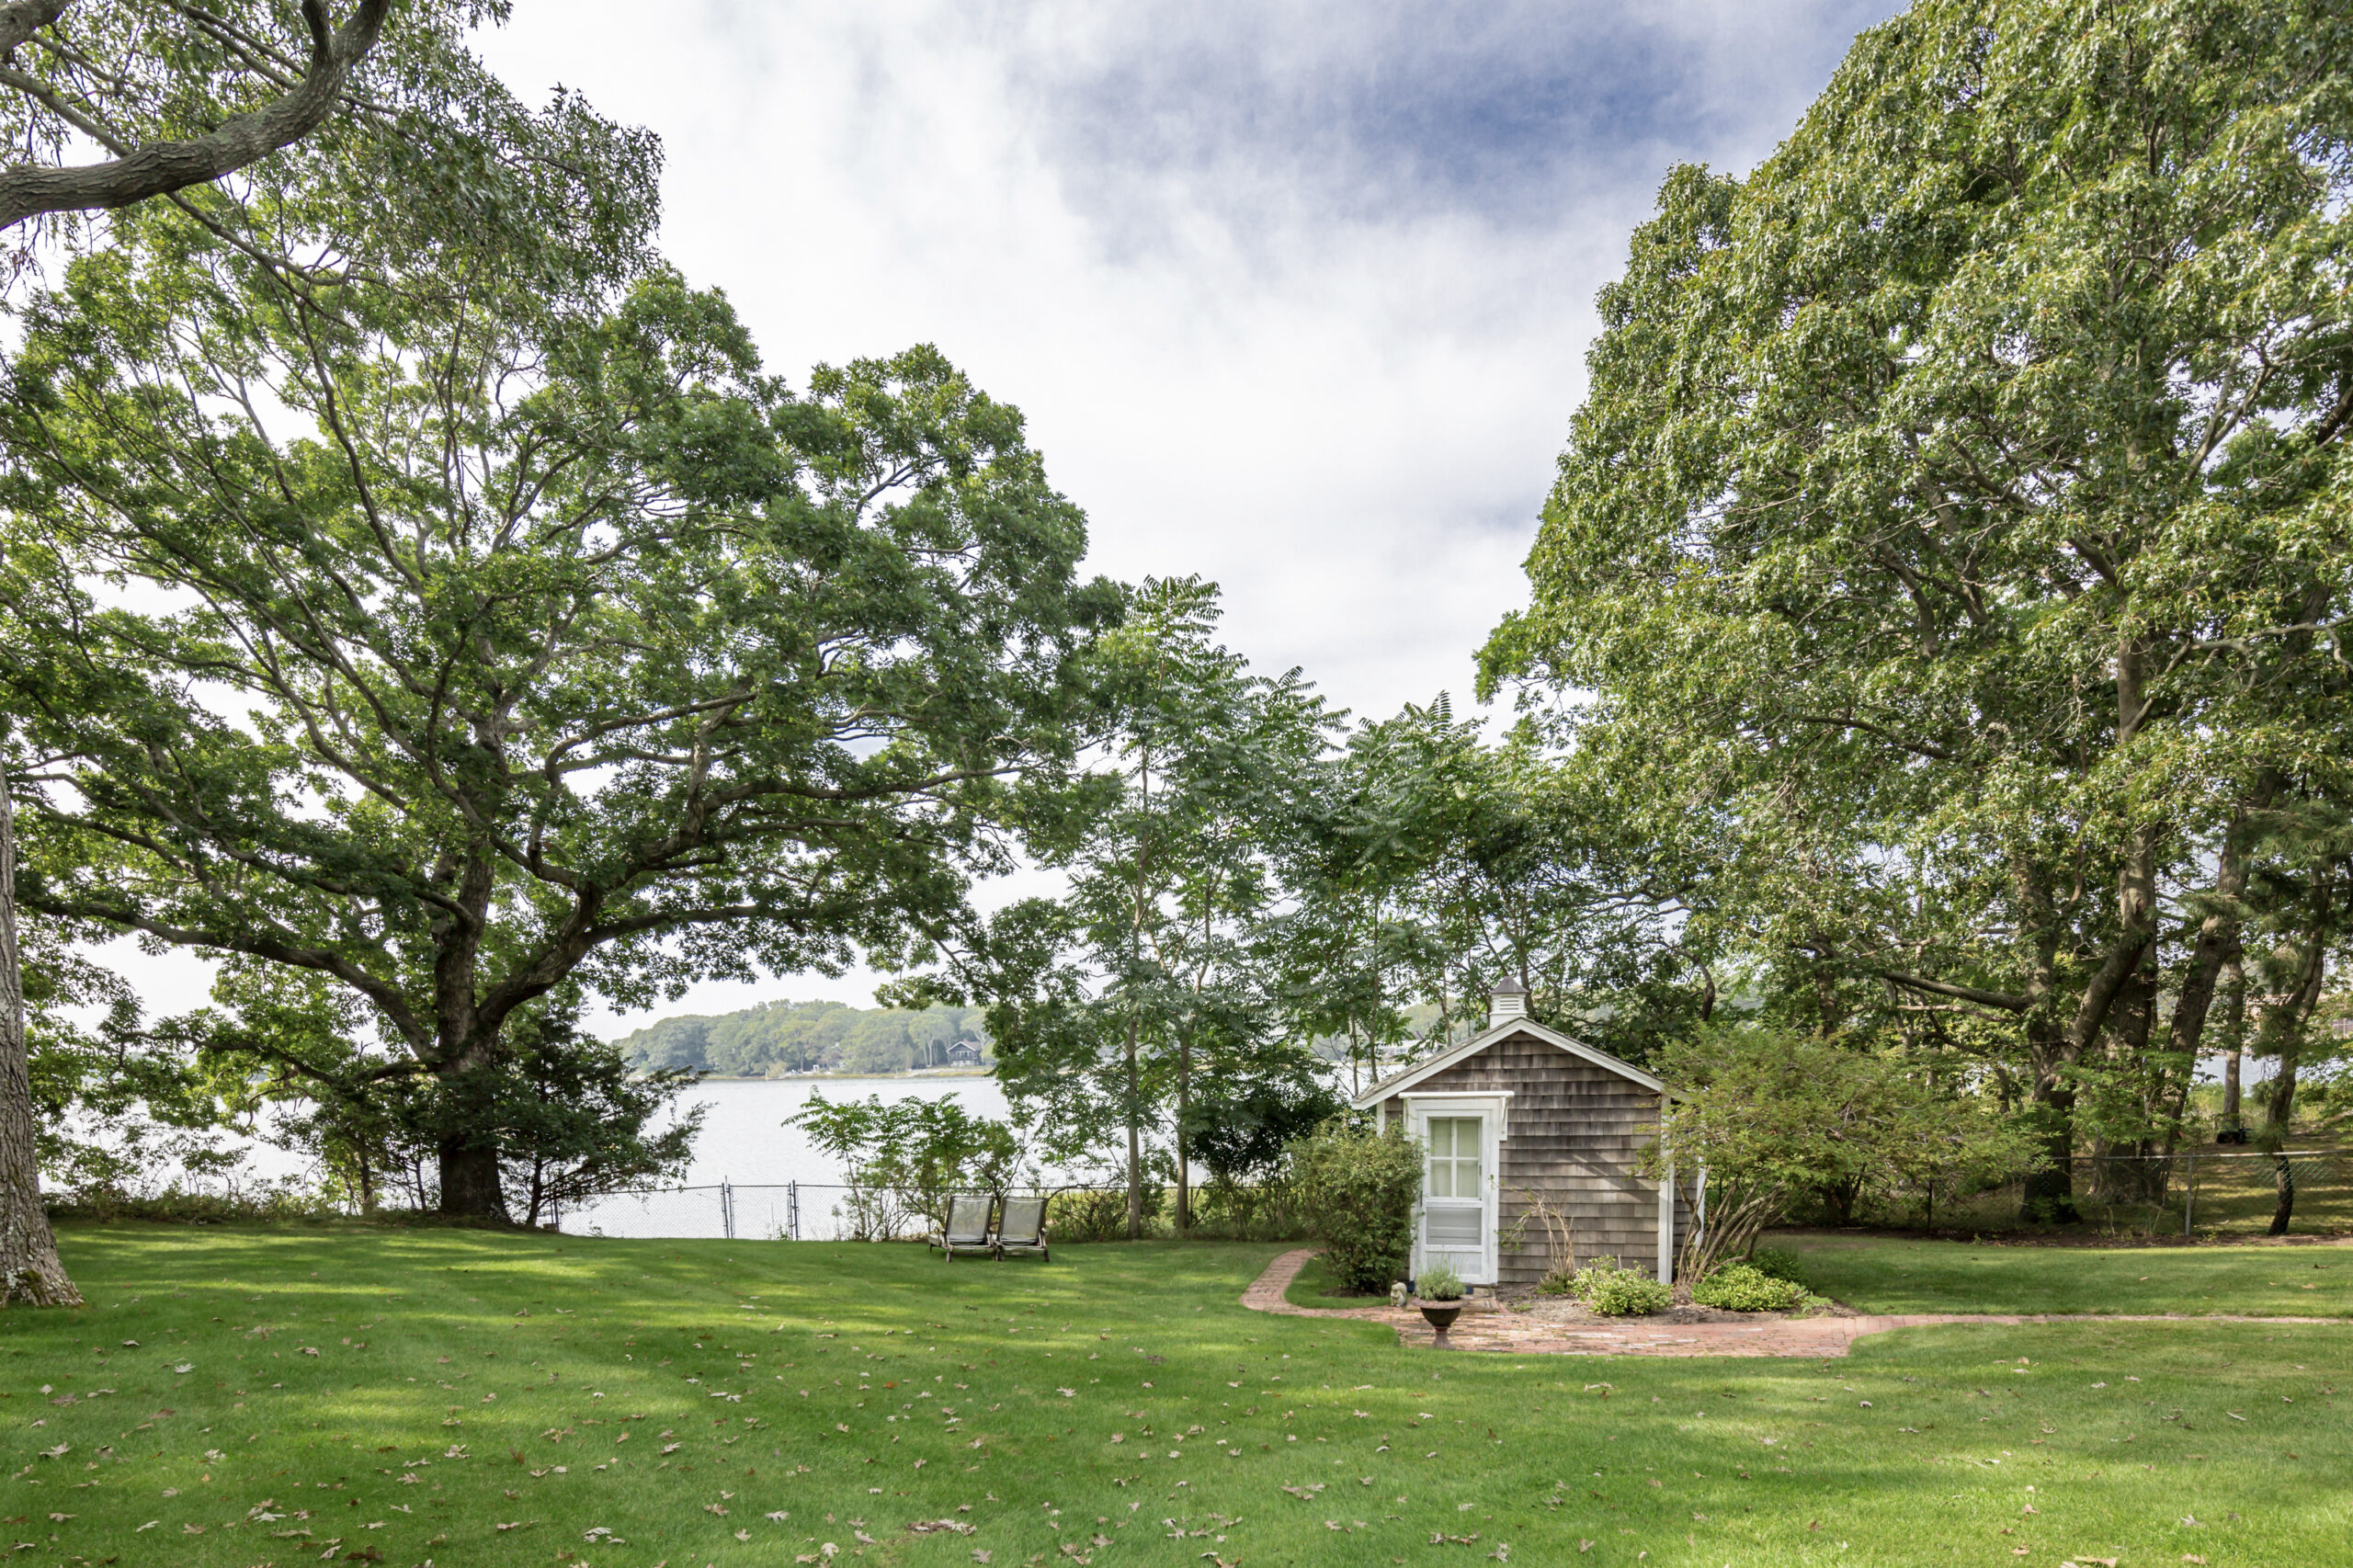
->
[1422,1115,1486,1280]
[1400,1093,1506,1285]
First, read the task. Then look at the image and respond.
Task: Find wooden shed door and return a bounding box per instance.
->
[1422,1115,1489,1283]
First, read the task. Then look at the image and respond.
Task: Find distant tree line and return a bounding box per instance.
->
[616,1001,991,1077]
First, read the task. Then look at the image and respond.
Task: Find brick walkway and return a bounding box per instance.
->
[1241,1248,2337,1358]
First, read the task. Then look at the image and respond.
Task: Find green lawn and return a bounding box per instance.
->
[3,1225,2347,1567]
[1779,1233,2353,1319]
[1281,1253,1374,1310]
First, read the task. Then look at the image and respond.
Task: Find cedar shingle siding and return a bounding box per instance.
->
[1374,1028,1690,1288]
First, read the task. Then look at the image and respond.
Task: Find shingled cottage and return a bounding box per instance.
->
[1350,980,1694,1290]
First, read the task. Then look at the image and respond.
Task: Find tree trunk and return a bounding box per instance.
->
[2166,798,2262,1069]
[0,768,79,1305]
[431,1051,510,1221]
[2256,860,2334,1233]
[2019,1014,2080,1223]
[1821,1172,1863,1227]
[437,1136,508,1221]
[1175,1026,1191,1233]
[1122,1014,1142,1242]
[2220,959,2245,1129]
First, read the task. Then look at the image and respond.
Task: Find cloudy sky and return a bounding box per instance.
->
[112,0,1905,1031]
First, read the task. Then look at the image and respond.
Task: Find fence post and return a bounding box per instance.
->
[2183,1153,2195,1238]
[722,1181,735,1241]
[789,1181,799,1241]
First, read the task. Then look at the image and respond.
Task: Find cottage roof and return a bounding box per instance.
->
[1347,1016,1664,1109]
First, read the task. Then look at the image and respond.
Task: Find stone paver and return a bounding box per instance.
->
[1241,1247,2337,1358]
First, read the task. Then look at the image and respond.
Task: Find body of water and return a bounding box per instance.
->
[562,1074,1016,1239]
[663,1074,1011,1187]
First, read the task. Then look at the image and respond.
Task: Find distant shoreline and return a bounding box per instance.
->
[672,1067,995,1082]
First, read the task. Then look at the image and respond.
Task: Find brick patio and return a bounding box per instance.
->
[1241,1247,2335,1358]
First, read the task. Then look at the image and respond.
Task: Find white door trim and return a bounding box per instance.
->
[1400,1092,1508,1286]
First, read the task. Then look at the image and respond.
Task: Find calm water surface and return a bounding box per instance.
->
[665,1074,1011,1187]
[564,1074,1013,1238]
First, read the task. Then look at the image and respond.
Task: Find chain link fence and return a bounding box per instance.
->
[549,1154,2350,1243]
[548,1179,1300,1242]
[1890,1149,2351,1236]
[546,1182,1069,1242]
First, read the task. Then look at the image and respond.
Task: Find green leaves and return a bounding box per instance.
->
[0,105,1112,1212]
[1483,0,2353,1185]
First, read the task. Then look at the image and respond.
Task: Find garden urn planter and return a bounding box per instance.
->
[1414,1298,1465,1347]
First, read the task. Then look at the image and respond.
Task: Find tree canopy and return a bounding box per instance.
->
[0,103,1116,1215]
[1484,0,2353,1214]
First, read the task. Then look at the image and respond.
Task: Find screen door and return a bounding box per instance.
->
[1422,1114,1486,1279]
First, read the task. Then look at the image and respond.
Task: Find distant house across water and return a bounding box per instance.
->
[944,1038,986,1067]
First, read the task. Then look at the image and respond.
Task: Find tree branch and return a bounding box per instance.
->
[0,2,67,62]
[1872,969,2034,1013]
[0,0,391,230]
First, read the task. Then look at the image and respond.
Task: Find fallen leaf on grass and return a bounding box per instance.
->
[909,1519,977,1536]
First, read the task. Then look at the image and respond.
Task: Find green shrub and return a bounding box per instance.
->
[1415,1260,1465,1301]
[1050,1183,1168,1244]
[1292,1118,1421,1294]
[1188,1178,1307,1241]
[1586,1269,1672,1316]
[1569,1256,1671,1315]
[1748,1246,1813,1289]
[46,1179,340,1225]
[1691,1262,1804,1312]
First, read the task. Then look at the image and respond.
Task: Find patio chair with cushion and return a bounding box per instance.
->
[995,1194,1051,1261]
[928,1193,996,1259]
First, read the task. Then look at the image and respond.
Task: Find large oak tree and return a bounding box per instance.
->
[1,222,1114,1216]
[1484,0,2353,1213]
[0,0,537,1302]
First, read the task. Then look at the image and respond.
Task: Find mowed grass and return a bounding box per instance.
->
[1281,1253,1370,1310]
[0,1226,2346,1568]
[1780,1233,2353,1319]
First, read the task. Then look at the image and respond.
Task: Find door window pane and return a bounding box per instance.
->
[1427,1117,1481,1201]
[1426,1207,1481,1244]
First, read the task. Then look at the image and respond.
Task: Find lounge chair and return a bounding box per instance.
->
[995,1194,1050,1261]
[929,1193,996,1260]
